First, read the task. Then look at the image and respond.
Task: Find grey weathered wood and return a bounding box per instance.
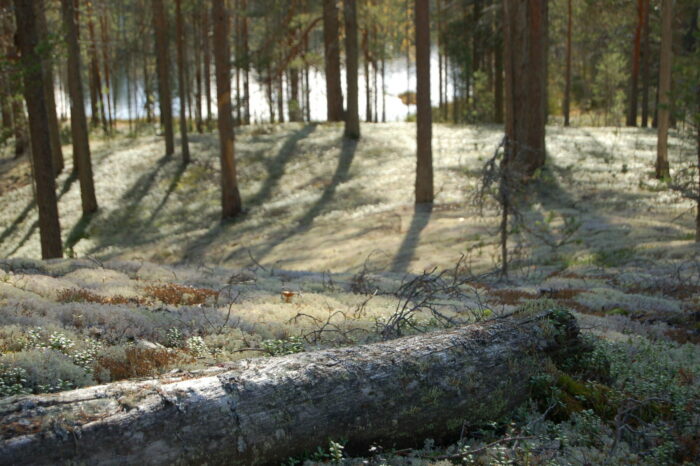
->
[0,310,579,465]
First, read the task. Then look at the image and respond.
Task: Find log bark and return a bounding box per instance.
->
[0,310,581,466]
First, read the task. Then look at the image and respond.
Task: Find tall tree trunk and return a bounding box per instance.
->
[503,0,548,178]
[212,0,242,219]
[437,0,443,119]
[656,0,673,180]
[289,68,301,122]
[323,0,344,122]
[343,0,360,139]
[194,10,204,133]
[235,0,242,126]
[242,0,250,125]
[99,12,113,131]
[640,0,651,127]
[381,52,386,122]
[202,8,212,127]
[13,0,62,259]
[86,3,107,133]
[60,0,98,215]
[563,0,572,126]
[363,27,372,122]
[152,0,175,156]
[626,0,644,127]
[415,0,433,204]
[0,310,583,466]
[277,74,285,123]
[175,0,190,164]
[35,0,64,176]
[494,21,504,124]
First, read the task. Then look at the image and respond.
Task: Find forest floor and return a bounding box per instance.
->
[0,123,699,464]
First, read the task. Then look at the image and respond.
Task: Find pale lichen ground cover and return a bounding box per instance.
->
[0,123,698,464]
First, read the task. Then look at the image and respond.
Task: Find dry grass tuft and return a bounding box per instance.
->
[96,347,185,381]
[57,288,144,306]
[144,283,219,306]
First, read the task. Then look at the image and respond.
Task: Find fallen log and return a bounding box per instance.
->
[0,309,582,465]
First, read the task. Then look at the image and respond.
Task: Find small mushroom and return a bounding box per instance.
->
[281,290,295,303]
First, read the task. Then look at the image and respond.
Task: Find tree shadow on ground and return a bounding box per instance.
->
[225,137,358,264]
[247,124,317,207]
[179,125,319,262]
[389,203,433,273]
[4,170,78,256]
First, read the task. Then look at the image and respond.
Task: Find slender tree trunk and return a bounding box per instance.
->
[99,12,113,131]
[0,310,582,466]
[563,0,572,126]
[656,0,673,180]
[202,9,212,127]
[627,0,644,127]
[323,0,344,121]
[235,0,242,126]
[640,0,651,127]
[13,0,62,259]
[212,0,242,219]
[175,0,190,163]
[289,68,301,122]
[242,0,250,125]
[381,52,386,122]
[503,0,548,178]
[152,0,174,156]
[35,0,64,176]
[363,27,372,122]
[495,24,504,124]
[277,74,285,123]
[194,10,204,133]
[415,0,433,204]
[60,0,98,215]
[343,0,360,139]
[437,0,443,119]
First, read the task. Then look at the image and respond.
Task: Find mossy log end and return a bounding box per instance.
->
[0,310,581,466]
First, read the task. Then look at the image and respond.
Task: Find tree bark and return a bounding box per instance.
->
[152,0,175,156]
[343,0,360,139]
[175,0,190,164]
[212,0,242,219]
[202,8,212,127]
[60,0,98,215]
[35,0,64,176]
[503,0,548,178]
[0,310,582,466]
[626,0,644,127]
[242,0,250,125]
[415,0,433,204]
[640,0,651,127]
[563,0,572,127]
[323,0,344,122]
[13,0,62,259]
[656,0,673,180]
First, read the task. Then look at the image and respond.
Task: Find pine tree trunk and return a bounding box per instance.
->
[343,0,360,139]
[212,0,242,219]
[640,0,651,128]
[242,0,250,125]
[0,310,582,466]
[626,0,644,127]
[363,27,372,122]
[13,0,62,259]
[35,0,64,176]
[175,0,190,163]
[656,0,673,180]
[194,10,204,133]
[503,0,548,178]
[563,0,572,126]
[323,0,344,122]
[415,0,433,204]
[202,9,212,127]
[60,0,98,215]
[152,0,175,156]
